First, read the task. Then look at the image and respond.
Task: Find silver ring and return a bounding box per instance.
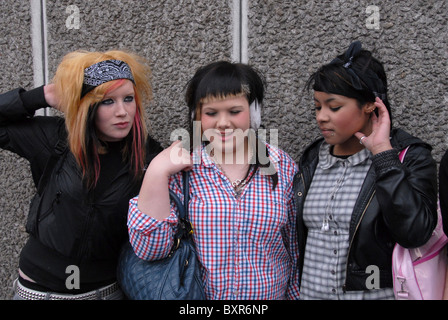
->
[359,136,367,145]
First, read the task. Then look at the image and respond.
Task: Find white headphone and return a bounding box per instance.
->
[249,99,261,130]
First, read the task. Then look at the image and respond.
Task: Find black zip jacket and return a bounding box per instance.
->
[439,150,448,236]
[0,88,162,292]
[293,128,437,291]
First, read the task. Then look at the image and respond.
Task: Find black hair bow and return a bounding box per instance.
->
[330,41,386,100]
[330,41,363,90]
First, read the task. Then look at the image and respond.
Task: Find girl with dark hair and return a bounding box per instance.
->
[294,41,437,299]
[0,50,162,299]
[128,61,300,299]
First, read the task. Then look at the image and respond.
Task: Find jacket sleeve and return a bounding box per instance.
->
[439,150,448,236]
[373,146,438,248]
[282,157,301,299]
[0,87,48,125]
[0,87,63,184]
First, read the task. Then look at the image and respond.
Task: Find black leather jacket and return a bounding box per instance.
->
[0,88,162,290]
[293,128,437,291]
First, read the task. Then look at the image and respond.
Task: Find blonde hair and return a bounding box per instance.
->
[52,50,152,188]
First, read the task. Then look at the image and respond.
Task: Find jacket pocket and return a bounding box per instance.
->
[26,189,60,237]
[26,193,42,236]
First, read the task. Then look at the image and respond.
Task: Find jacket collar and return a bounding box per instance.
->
[300,128,431,170]
[390,128,432,151]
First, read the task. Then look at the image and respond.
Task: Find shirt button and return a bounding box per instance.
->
[297,192,303,197]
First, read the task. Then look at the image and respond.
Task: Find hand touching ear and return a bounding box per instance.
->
[354,98,393,155]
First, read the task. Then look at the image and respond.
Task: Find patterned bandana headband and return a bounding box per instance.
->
[81,59,135,98]
[330,41,387,101]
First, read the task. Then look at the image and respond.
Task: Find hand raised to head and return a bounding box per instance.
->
[354,97,393,155]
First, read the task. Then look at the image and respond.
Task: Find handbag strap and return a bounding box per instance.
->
[169,170,193,241]
[168,171,189,220]
[182,170,190,220]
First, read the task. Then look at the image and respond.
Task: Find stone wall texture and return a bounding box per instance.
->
[0,0,446,299]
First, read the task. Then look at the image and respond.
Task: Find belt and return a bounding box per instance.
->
[15,279,119,300]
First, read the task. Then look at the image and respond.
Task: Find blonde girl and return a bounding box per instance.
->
[0,50,162,299]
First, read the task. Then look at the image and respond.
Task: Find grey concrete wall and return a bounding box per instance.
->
[248,0,447,160]
[0,0,446,299]
[0,0,36,300]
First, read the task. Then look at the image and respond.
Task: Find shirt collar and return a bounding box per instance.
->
[318,142,371,170]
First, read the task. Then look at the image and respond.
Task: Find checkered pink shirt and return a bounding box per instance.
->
[128,143,300,300]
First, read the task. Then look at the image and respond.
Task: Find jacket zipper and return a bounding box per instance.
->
[342,190,376,292]
[300,172,306,195]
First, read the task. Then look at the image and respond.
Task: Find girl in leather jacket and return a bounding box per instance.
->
[294,41,437,299]
[0,50,162,299]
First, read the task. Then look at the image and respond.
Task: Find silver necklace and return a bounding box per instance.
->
[212,147,253,195]
[216,162,248,194]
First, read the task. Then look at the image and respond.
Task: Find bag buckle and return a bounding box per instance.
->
[179,218,194,236]
[172,238,181,251]
[171,219,194,253]
[397,276,408,295]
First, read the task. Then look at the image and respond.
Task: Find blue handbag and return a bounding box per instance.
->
[117,171,206,300]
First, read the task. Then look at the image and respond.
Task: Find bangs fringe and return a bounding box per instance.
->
[195,70,249,105]
[200,92,246,104]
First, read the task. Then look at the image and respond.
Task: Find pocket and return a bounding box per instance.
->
[37,196,56,224]
[26,189,60,237]
[26,193,42,236]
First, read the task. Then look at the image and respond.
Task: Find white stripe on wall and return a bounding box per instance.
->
[232,0,248,63]
[30,0,49,116]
